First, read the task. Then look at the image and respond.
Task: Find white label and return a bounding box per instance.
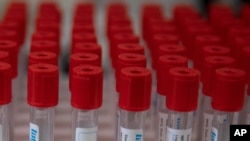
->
[120,127,143,141]
[166,127,192,141]
[30,123,39,141]
[202,113,213,141]
[75,127,97,141]
[158,112,168,141]
[211,127,218,141]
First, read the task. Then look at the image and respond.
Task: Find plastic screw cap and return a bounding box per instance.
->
[71,65,103,110]
[119,67,152,111]
[28,64,59,108]
[31,40,60,55]
[107,24,133,39]
[0,40,18,78]
[73,43,102,58]
[115,53,147,92]
[0,62,12,105]
[202,56,235,96]
[212,68,246,112]
[241,47,250,83]
[28,51,58,66]
[115,43,144,60]
[153,44,187,69]
[158,44,187,57]
[0,51,10,63]
[36,21,60,36]
[72,32,97,50]
[32,31,59,43]
[202,45,231,58]
[193,35,223,69]
[72,23,95,35]
[150,34,180,51]
[69,53,101,92]
[166,67,200,112]
[0,30,21,46]
[109,33,139,60]
[157,55,188,96]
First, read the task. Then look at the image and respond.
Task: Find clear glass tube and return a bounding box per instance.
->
[119,109,147,141]
[166,110,194,141]
[0,104,10,141]
[197,94,213,141]
[72,108,98,141]
[211,110,239,141]
[156,94,168,141]
[29,107,54,141]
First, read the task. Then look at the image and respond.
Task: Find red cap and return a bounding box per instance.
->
[202,56,235,96]
[119,67,152,111]
[109,33,139,62]
[158,44,187,57]
[182,25,215,57]
[173,5,200,24]
[107,24,133,39]
[36,21,60,37]
[115,53,147,72]
[116,43,144,57]
[0,30,21,47]
[0,62,12,105]
[166,67,200,112]
[0,51,10,63]
[202,45,231,58]
[28,51,58,66]
[0,40,18,78]
[241,47,250,82]
[150,34,180,51]
[107,16,131,29]
[148,24,178,40]
[0,21,25,44]
[30,40,60,55]
[28,64,59,108]
[116,53,147,92]
[193,35,223,69]
[72,32,97,50]
[157,55,188,96]
[75,3,94,14]
[233,36,250,59]
[69,53,101,92]
[72,43,102,58]
[72,23,95,35]
[226,27,250,47]
[212,68,246,112]
[71,65,103,110]
[36,12,61,23]
[32,31,59,44]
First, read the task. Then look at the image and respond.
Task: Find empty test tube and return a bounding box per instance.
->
[71,65,103,141]
[27,64,59,141]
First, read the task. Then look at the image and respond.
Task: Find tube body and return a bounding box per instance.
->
[0,105,10,141]
[211,110,239,141]
[29,107,54,141]
[119,109,146,141]
[166,110,194,141]
[157,94,168,141]
[72,108,98,141]
[245,96,250,124]
[198,94,213,141]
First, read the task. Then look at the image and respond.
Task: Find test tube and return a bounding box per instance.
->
[27,64,59,141]
[0,62,12,141]
[71,65,103,141]
[196,56,235,141]
[156,55,188,141]
[115,53,146,141]
[211,68,246,141]
[118,67,151,141]
[166,67,200,141]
